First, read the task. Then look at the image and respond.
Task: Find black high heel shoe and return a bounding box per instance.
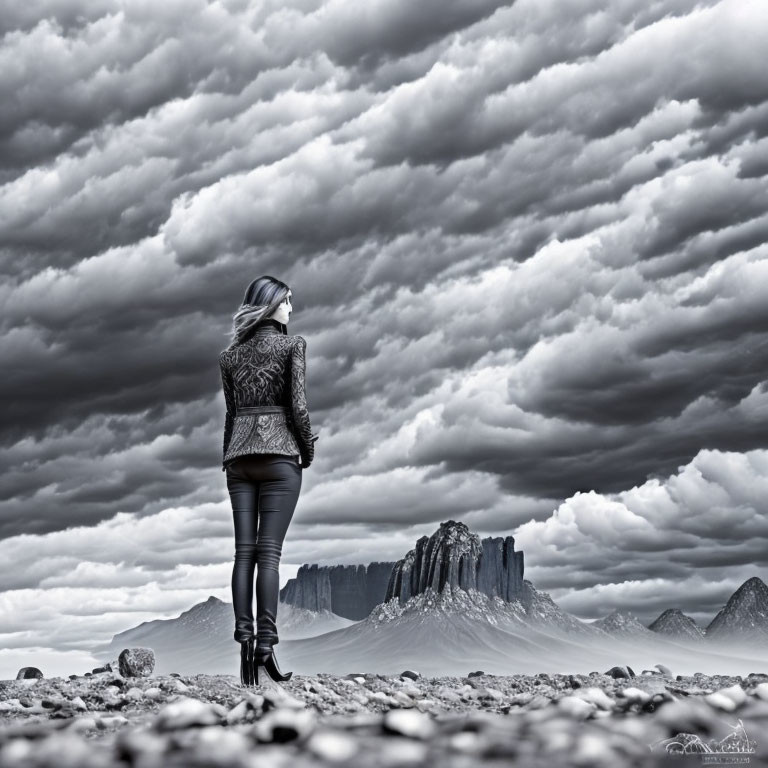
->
[239,638,254,686]
[255,648,293,682]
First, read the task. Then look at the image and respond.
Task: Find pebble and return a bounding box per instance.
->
[193,727,252,762]
[2,668,767,766]
[66,716,100,733]
[305,730,359,761]
[574,687,615,710]
[704,691,738,711]
[616,686,650,704]
[754,682,768,701]
[253,707,317,743]
[557,695,595,719]
[390,691,414,707]
[478,686,503,702]
[154,696,225,729]
[382,709,436,739]
[716,683,748,707]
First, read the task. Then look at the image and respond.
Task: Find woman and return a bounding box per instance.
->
[219,275,317,687]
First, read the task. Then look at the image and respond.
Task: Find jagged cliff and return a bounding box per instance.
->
[279,561,396,620]
[384,520,527,604]
[280,521,529,619]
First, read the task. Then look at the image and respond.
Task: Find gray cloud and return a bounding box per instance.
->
[1,0,767,667]
[515,447,768,625]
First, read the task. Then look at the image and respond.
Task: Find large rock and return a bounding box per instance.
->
[16,667,43,680]
[119,647,155,677]
[384,520,526,604]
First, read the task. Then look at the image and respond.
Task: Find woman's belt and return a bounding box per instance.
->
[236,405,289,416]
[235,405,318,443]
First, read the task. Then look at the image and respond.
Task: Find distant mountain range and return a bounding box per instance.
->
[91,597,354,675]
[92,520,768,678]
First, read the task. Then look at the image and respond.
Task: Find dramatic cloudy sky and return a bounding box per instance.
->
[2,0,767,676]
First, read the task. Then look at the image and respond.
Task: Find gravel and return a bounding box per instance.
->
[2,667,767,766]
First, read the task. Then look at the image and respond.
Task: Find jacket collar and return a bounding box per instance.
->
[252,317,286,336]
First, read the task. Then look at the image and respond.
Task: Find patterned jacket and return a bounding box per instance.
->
[219,318,316,471]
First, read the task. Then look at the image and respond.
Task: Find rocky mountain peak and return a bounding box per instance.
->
[647,608,704,641]
[385,519,525,604]
[432,519,476,546]
[706,576,768,641]
[593,610,653,636]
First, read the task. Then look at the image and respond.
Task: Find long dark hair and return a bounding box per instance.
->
[229,275,290,345]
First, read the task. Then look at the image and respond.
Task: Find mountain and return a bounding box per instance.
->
[648,609,705,642]
[593,610,656,637]
[88,525,768,678]
[279,562,396,620]
[522,583,606,637]
[90,596,354,676]
[276,524,767,677]
[385,520,526,603]
[278,586,764,678]
[705,577,768,643]
[93,584,768,678]
[271,602,358,640]
[281,586,609,676]
[281,521,530,620]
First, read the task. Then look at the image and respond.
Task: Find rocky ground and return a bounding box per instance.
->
[2,662,768,767]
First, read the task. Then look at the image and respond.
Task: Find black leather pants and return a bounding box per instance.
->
[225,454,302,653]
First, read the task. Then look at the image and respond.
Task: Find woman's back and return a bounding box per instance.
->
[223,275,311,686]
[221,332,293,408]
[219,318,314,470]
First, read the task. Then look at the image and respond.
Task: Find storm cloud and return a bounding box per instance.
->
[1,0,767,672]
